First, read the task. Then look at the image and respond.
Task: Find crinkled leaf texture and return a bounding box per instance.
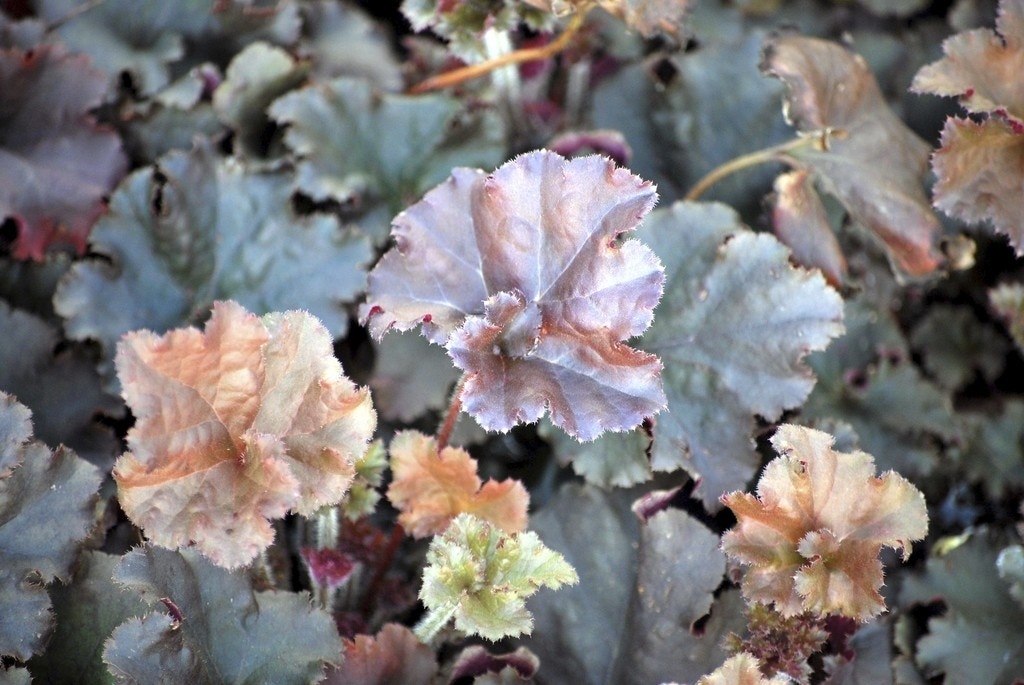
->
[721,424,928,621]
[0,42,127,260]
[54,141,372,388]
[400,0,555,61]
[103,545,342,685]
[114,300,376,569]
[912,0,1024,253]
[695,653,790,685]
[762,34,942,276]
[362,150,666,441]
[322,623,438,685]
[387,430,529,538]
[417,513,578,642]
[0,393,102,661]
[636,202,843,506]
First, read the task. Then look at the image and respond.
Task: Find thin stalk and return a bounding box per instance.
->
[408,4,593,95]
[436,375,468,451]
[314,505,340,550]
[683,133,826,202]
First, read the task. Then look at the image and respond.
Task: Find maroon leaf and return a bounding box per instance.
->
[361,151,666,441]
[0,44,126,260]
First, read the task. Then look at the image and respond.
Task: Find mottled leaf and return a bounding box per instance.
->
[269,76,506,242]
[54,142,372,388]
[0,393,102,661]
[322,623,437,685]
[762,35,942,276]
[771,169,847,288]
[0,43,126,260]
[900,532,1024,684]
[417,513,577,642]
[362,151,666,441]
[637,201,843,505]
[114,300,376,568]
[721,424,928,621]
[104,545,341,684]
[387,430,529,538]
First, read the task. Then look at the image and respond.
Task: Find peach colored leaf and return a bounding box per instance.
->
[322,623,438,685]
[696,653,790,685]
[597,0,691,38]
[114,300,376,569]
[720,424,927,622]
[761,35,942,276]
[386,430,528,539]
[361,150,665,441]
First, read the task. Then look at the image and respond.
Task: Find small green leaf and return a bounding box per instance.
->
[104,545,342,684]
[416,513,578,642]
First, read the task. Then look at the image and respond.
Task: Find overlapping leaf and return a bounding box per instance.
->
[596,0,692,37]
[371,332,460,422]
[114,300,376,568]
[0,393,102,661]
[0,43,126,260]
[911,0,1024,252]
[771,169,847,288]
[298,0,403,90]
[762,35,943,276]
[362,150,666,441]
[322,623,438,685]
[387,430,529,538]
[270,77,506,242]
[909,304,1008,391]
[721,424,928,621]
[694,653,790,685]
[636,201,843,505]
[103,545,341,684]
[54,141,372,387]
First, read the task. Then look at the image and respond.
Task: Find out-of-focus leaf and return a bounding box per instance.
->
[523,483,734,684]
[823,620,895,685]
[362,151,666,441]
[370,332,459,423]
[0,302,121,469]
[0,43,126,260]
[0,393,101,661]
[212,41,309,157]
[909,303,1008,390]
[990,281,1024,352]
[997,545,1024,605]
[54,142,372,388]
[858,0,929,16]
[950,400,1024,499]
[451,645,539,684]
[540,419,652,488]
[762,35,943,276]
[900,531,1024,684]
[636,201,843,506]
[721,424,928,621]
[771,169,847,288]
[386,430,529,538]
[322,623,437,685]
[270,77,506,242]
[114,300,376,569]
[26,551,148,685]
[0,253,72,324]
[103,545,341,684]
[597,0,692,38]
[417,513,578,642]
[694,653,790,685]
[400,0,556,61]
[298,0,403,90]
[0,667,29,685]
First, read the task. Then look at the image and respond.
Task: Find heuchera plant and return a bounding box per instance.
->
[6,0,1024,683]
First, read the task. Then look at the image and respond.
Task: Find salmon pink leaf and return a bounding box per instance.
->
[721,424,928,621]
[761,35,943,276]
[386,430,529,538]
[0,43,127,260]
[695,653,790,685]
[113,300,376,569]
[322,623,438,685]
[362,150,666,441]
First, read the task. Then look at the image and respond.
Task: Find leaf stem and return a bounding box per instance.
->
[436,375,468,451]
[407,3,593,95]
[683,133,826,202]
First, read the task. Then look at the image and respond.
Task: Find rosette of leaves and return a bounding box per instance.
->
[721,424,928,621]
[912,0,1024,254]
[113,300,376,568]
[361,150,666,441]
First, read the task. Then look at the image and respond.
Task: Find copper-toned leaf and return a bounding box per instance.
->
[695,653,791,685]
[386,430,528,538]
[761,35,942,276]
[721,424,928,621]
[597,0,692,38]
[361,150,666,441]
[771,169,847,288]
[114,300,376,568]
[323,623,437,685]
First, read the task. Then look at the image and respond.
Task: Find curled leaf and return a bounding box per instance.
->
[387,430,529,538]
[721,424,928,621]
[114,300,376,568]
[323,623,438,685]
[695,653,790,685]
[361,150,666,441]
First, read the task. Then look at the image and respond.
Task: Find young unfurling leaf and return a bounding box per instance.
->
[416,513,578,642]
[693,653,790,685]
[721,424,927,621]
[387,430,528,538]
[114,300,376,569]
[361,150,665,441]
